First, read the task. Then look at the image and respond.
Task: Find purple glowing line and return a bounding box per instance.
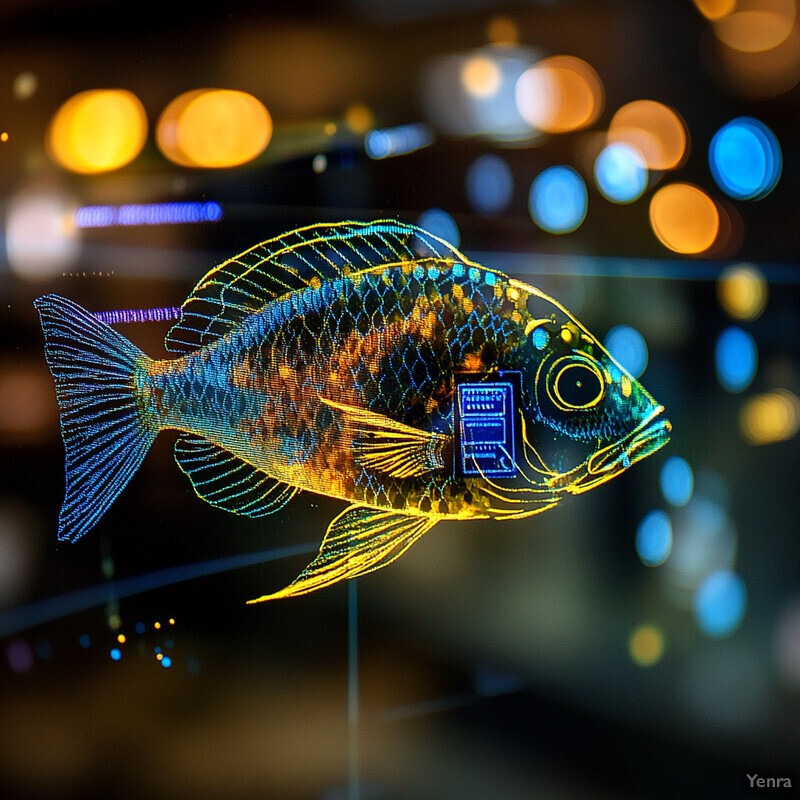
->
[75,201,223,228]
[92,307,182,324]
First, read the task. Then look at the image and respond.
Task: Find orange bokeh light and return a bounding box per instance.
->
[515,55,604,134]
[608,100,688,171]
[649,183,720,254]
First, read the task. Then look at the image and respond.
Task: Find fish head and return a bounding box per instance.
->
[513,280,671,497]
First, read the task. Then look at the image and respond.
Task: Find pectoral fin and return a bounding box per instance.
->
[322,398,450,479]
[247,505,437,602]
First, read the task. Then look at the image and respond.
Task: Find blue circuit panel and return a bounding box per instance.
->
[457,382,516,477]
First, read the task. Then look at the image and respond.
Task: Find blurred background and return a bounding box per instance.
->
[0,1,799,798]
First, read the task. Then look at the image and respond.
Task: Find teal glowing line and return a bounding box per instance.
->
[0,542,317,639]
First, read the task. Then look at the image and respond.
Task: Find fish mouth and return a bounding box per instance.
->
[568,406,672,493]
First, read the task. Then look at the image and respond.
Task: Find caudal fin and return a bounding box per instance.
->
[33,294,158,542]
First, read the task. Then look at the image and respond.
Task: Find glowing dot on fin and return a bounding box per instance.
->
[468,267,480,282]
[532,328,549,350]
[485,272,496,286]
[452,263,464,277]
[413,265,425,279]
[427,266,439,279]
[621,375,632,397]
[561,328,573,343]
[507,287,520,301]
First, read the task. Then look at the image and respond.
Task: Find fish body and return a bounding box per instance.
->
[35,221,671,600]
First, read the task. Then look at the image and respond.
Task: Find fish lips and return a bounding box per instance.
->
[567,406,671,493]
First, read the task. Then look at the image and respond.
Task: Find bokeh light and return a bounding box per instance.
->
[47,89,147,173]
[487,15,519,46]
[344,103,374,135]
[774,598,800,689]
[694,570,747,638]
[157,89,272,168]
[529,166,587,234]
[465,154,514,215]
[365,122,434,159]
[709,117,781,200]
[462,55,502,98]
[739,389,800,444]
[715,326,757,393]
[649,183,719,254]
[629,624,665,667]
[717,263,768,320]
[712,0,796,53]
[660,456,694,507]
[692,0,736,20]
[515,55,604,133]
[13,72,38,100]
[608,100,688,171]
[604,324,648,378]
[594,142,647,203]
[5,184,79,280]
[636,510,673,566]
[416,208,460,248]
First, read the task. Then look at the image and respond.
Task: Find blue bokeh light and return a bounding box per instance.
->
[604,324,648,378]
[416,208,461,247]
[110,647,122,661]
[161,656,172,668]
[636,510,673,566]
[465,154,514,216]
[709,117,781,201]
[660,456,694,507]
[715,326,757,393]
[79,633,91,649]
[594,143,647,203]
[694,570,747,638]
[529,166,588,234]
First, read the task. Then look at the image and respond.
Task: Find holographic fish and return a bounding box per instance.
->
[34,221,670,601]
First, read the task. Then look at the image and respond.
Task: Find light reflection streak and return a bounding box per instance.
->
[0,542,317,639]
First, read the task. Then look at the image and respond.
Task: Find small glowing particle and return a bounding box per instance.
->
[717,263,767,321]
[165,638,174,649]
[161,656,172,668]
[629,624,665,667]
[156,652,163,661]
[117,634,126,644]
[135,622,145,635]
[154,646,162,655]
[108,614,121,630]
[110,648,121,661]
[154,621,161,630]
[312,153,327,173]
[1,132,8,143]
[323,122,337,136]
[13,72,38,100]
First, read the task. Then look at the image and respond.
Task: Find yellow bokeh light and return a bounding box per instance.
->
[740,390,800,444]
[1,132,8,143]
[344,103,374,135]
[157,89,272,168]
[487,15,519,45]
[516,56,604,133]
[629,624,665,667]
[608,100,688,170]
[461,55,502,98]
[693,0,736,19]
[154,621,161,630]
[108,614,121,630]
[713,0,796,53]
[649,183,719,254]
[47,89,148,174]
[717,263,768,320]
[117,634,126,644]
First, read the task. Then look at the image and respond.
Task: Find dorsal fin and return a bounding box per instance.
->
[165,220,466,354]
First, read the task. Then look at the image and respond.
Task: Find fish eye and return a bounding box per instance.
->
[547,357,605,411]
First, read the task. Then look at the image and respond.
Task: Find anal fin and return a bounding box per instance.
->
[175,435,298,517]
[248,505,436,601]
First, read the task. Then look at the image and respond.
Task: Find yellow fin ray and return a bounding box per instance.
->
[322,398,449,479]
[248,505,437,601]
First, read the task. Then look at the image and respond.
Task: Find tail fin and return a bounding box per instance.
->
[33,294,158,542]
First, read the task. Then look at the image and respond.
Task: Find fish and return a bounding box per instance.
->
[34,220,671,601]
